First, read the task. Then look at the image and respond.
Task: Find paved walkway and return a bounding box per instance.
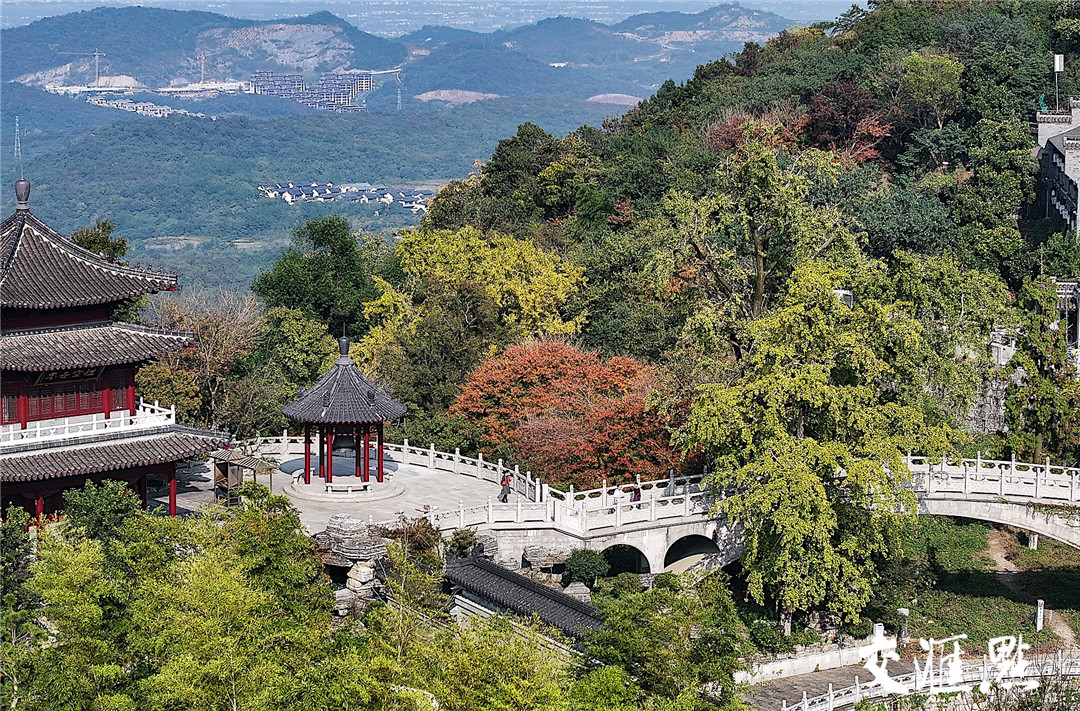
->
[748,661,913,710]
[149,455,517,533]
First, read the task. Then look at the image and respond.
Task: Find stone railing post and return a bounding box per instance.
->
[1072,471,1077,503]
[403,438,409,465]
[649,486,657,521]
[615,496,622,527]
[514,464,521,492]
[429,443,436,470]
[963,460,970,497]
[1037,456,1048,499]
[684,490,691,517]
[477,451,484,478]
[601,479,607,507]
[535,477,542,503]
[454,448,461,475]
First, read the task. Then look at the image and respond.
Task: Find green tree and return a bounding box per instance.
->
[259,306,337,388]
[585,572,744,710]
[134,361,202,423]
[62,480,143,542]
[1001,277,1080,464]
[71,219,127,264]
[949,119,1037,231]
[1,506,42,711]
[898,51,964,130]
[24,531,130,711]
[252,217,392,339]
[657,128,857,360]
[674,265,957,626]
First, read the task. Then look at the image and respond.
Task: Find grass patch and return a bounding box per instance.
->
[870,517,1075,653]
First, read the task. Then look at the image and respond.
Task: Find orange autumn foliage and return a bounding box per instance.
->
[448,341,682,489]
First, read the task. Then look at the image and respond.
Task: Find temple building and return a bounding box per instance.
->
[0,179,228,518]
[282,337,407,486]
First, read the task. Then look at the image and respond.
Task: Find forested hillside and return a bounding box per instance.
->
[215,0,1080,628]
[4,98,614,267]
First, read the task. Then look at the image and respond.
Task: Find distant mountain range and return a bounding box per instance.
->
[2,4,795,101]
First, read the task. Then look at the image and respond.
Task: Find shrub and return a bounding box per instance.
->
[446,528,477,558]
[565,549,610,586]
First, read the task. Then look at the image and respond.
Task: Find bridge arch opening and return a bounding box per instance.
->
[663,534,721,571]
[602,544,651,575]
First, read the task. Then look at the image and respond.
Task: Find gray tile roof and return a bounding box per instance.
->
[282,338,408,424]
[444,556,603,639]
[1047,124,1080,155]
[0,425,230,482]
[1,210,178,309]
[1,321,194,371]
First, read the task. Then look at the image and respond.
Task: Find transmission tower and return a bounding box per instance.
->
[14,116,23,178]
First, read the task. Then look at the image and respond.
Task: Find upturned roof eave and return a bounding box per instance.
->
[0,210,179,309]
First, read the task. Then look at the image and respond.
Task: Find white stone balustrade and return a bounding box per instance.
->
[241,434,1080,546]
[0,398,176,448]
[782,651,1080,711]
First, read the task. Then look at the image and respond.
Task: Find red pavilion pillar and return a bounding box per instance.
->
[303,424,312,485]
[126,383,136,415]
[318,426,325,479]
[326,430,334,483]
[17,391,28,429]
[354,425,362,478]
[137,475,148,507]
[362,425,371,483]
[377,421,384,483]
[168,469,177,516]
[35,496,44,521]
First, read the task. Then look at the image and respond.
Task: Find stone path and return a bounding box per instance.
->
[748,661,913,710]
[985,528,1078,648]
[149,455,517,533]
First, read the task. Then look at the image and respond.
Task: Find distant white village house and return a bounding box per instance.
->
[258,181,434,213]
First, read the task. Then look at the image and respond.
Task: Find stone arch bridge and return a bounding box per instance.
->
[247,437,1080,572]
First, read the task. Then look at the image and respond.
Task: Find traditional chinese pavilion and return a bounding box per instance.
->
[282,337,407,485]
[0,179,229,518]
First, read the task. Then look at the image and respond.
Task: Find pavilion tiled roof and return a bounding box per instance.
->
[1,321,194,371]
[0,210,177,309]
[0,425,230,482]
[282,337,408,424]
[444,556,603,639]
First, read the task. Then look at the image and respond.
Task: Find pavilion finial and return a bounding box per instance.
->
[15,178,30,212]
[339,336,350,356]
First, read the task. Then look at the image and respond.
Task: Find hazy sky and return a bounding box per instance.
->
[1,0,860,31]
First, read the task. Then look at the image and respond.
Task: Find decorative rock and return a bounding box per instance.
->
[334,588,357,615]
[474,532,498,559]
[522,545,548,564]
[563,581,592,603]
[325,513,369,538]
[348,563,375,584]
[322,513,387,562]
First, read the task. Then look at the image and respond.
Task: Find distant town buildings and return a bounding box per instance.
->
[250,71,371,112]
[258,182,436,214]
[86,96,205,118]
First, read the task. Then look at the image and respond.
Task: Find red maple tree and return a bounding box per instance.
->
[449,341,683,488]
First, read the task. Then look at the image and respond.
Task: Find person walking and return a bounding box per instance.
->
[498,473,511,503]
[631,486,641,509]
